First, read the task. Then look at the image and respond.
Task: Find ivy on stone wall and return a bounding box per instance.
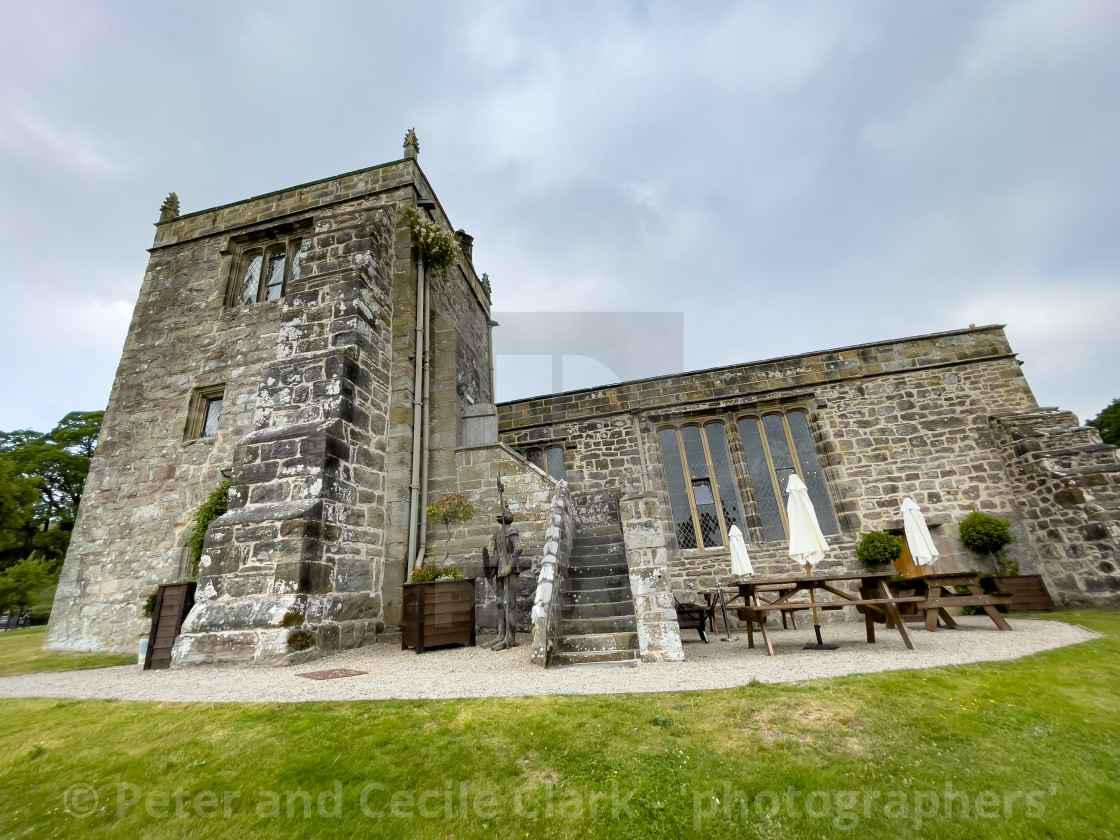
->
[187,481,230,573]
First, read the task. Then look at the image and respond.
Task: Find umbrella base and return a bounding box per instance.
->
[803,625,837,650]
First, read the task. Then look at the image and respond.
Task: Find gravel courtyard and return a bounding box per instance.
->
[0,617,1098,704]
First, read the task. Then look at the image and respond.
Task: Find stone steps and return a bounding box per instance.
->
[550,648,640,666]
[560,600,635,619]
[558,615,637,635]
[553,490,639,667]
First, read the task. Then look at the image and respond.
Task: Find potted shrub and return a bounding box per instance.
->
[958,511,1016,575]
[856,531,904,571]
[958,511,1052,612]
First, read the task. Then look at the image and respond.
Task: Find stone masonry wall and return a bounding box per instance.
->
[427,443,558,631]
[47,223,285,653]
[381,169,492,630]
[498,327,1119,608]
[618,491,684,662]
[529,483,574,665]
[47,155,489,658]
[991,409,1120,604]
[173,198,400,665]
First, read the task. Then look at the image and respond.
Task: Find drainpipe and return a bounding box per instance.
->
[406,256,427,573]
[486,317,499,404]
[416,268,433,567]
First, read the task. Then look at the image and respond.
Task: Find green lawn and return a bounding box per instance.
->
[0,611,1117,839]
[0,626,135,676]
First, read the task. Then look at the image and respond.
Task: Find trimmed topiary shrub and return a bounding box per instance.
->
[959,511,1016,573]
[855,531,904,570]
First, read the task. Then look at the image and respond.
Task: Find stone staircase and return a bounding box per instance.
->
[553,490,640,665]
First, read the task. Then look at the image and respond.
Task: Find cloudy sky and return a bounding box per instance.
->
[1,0,1117,433]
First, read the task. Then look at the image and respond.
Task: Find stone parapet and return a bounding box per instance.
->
[529,483,573,666]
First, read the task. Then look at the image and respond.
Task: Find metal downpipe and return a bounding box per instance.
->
[416,265,433,568]
[405,256,426,573]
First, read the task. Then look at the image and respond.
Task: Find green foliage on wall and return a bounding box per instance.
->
[187,482,230,572]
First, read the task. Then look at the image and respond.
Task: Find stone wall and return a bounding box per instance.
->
[173,196,400,665]
[529,483,574,666]
[47,153,494,658]
[499,326,1119,607]
[381,172,493,630]
[426,443,559,630]
[991,409,1120,604]
[46,217,287,653]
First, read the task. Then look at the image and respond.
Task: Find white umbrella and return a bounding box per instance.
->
[901,497,940,567]
[728,524,754,577]
[785,473,834,648]
[786,474,830,566]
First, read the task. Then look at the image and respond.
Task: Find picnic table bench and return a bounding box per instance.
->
[887,572,1013,632]
[723,572,923,656]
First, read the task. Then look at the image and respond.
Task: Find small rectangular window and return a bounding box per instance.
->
[185,385,226,442]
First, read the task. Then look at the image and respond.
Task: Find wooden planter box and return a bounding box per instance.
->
[402,579,476,653]
[144,582,196,670]
[980,575,1055,613]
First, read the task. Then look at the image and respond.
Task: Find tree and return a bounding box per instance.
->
[0,410,104,570]
[425,493,476,565]
[0,460,39,558]
[1088,397,1120,447]
[0,554,55,623]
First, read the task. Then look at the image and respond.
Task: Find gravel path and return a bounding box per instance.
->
[0,617,1099,704]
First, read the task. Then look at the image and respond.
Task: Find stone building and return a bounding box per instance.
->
[45,134,1120,667]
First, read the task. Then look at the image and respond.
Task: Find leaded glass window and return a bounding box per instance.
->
[737,412,839,539]
[231,237,302,306]
[523,444,566,481]
[201,397,223,438]
[658,423,743,549]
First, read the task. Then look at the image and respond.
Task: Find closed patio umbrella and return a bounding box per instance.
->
[901,497,940,567]
[728,524,754,578]
[785,473,835,648]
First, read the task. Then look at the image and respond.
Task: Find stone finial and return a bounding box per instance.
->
[158,192,180,222]
[403,128,420,159]
[481,273,492,298]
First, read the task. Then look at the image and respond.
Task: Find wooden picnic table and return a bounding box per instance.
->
[724,572,923,657]
[888,572,1013,632]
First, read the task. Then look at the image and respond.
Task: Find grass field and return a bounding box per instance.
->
[0,627,135,676]
[0,611,1117,839]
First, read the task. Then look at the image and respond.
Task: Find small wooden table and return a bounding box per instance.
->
[731,572,923,656]
[891,573,1013,632]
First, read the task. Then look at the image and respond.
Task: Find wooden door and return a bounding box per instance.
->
[144,583,196,670]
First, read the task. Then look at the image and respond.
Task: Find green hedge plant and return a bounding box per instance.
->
[958,511,1017,574]
[856,531,904,571]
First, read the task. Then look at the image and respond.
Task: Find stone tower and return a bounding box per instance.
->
[46,136,495,664]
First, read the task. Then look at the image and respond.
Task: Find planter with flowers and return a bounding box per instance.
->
[401,494,477,653]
